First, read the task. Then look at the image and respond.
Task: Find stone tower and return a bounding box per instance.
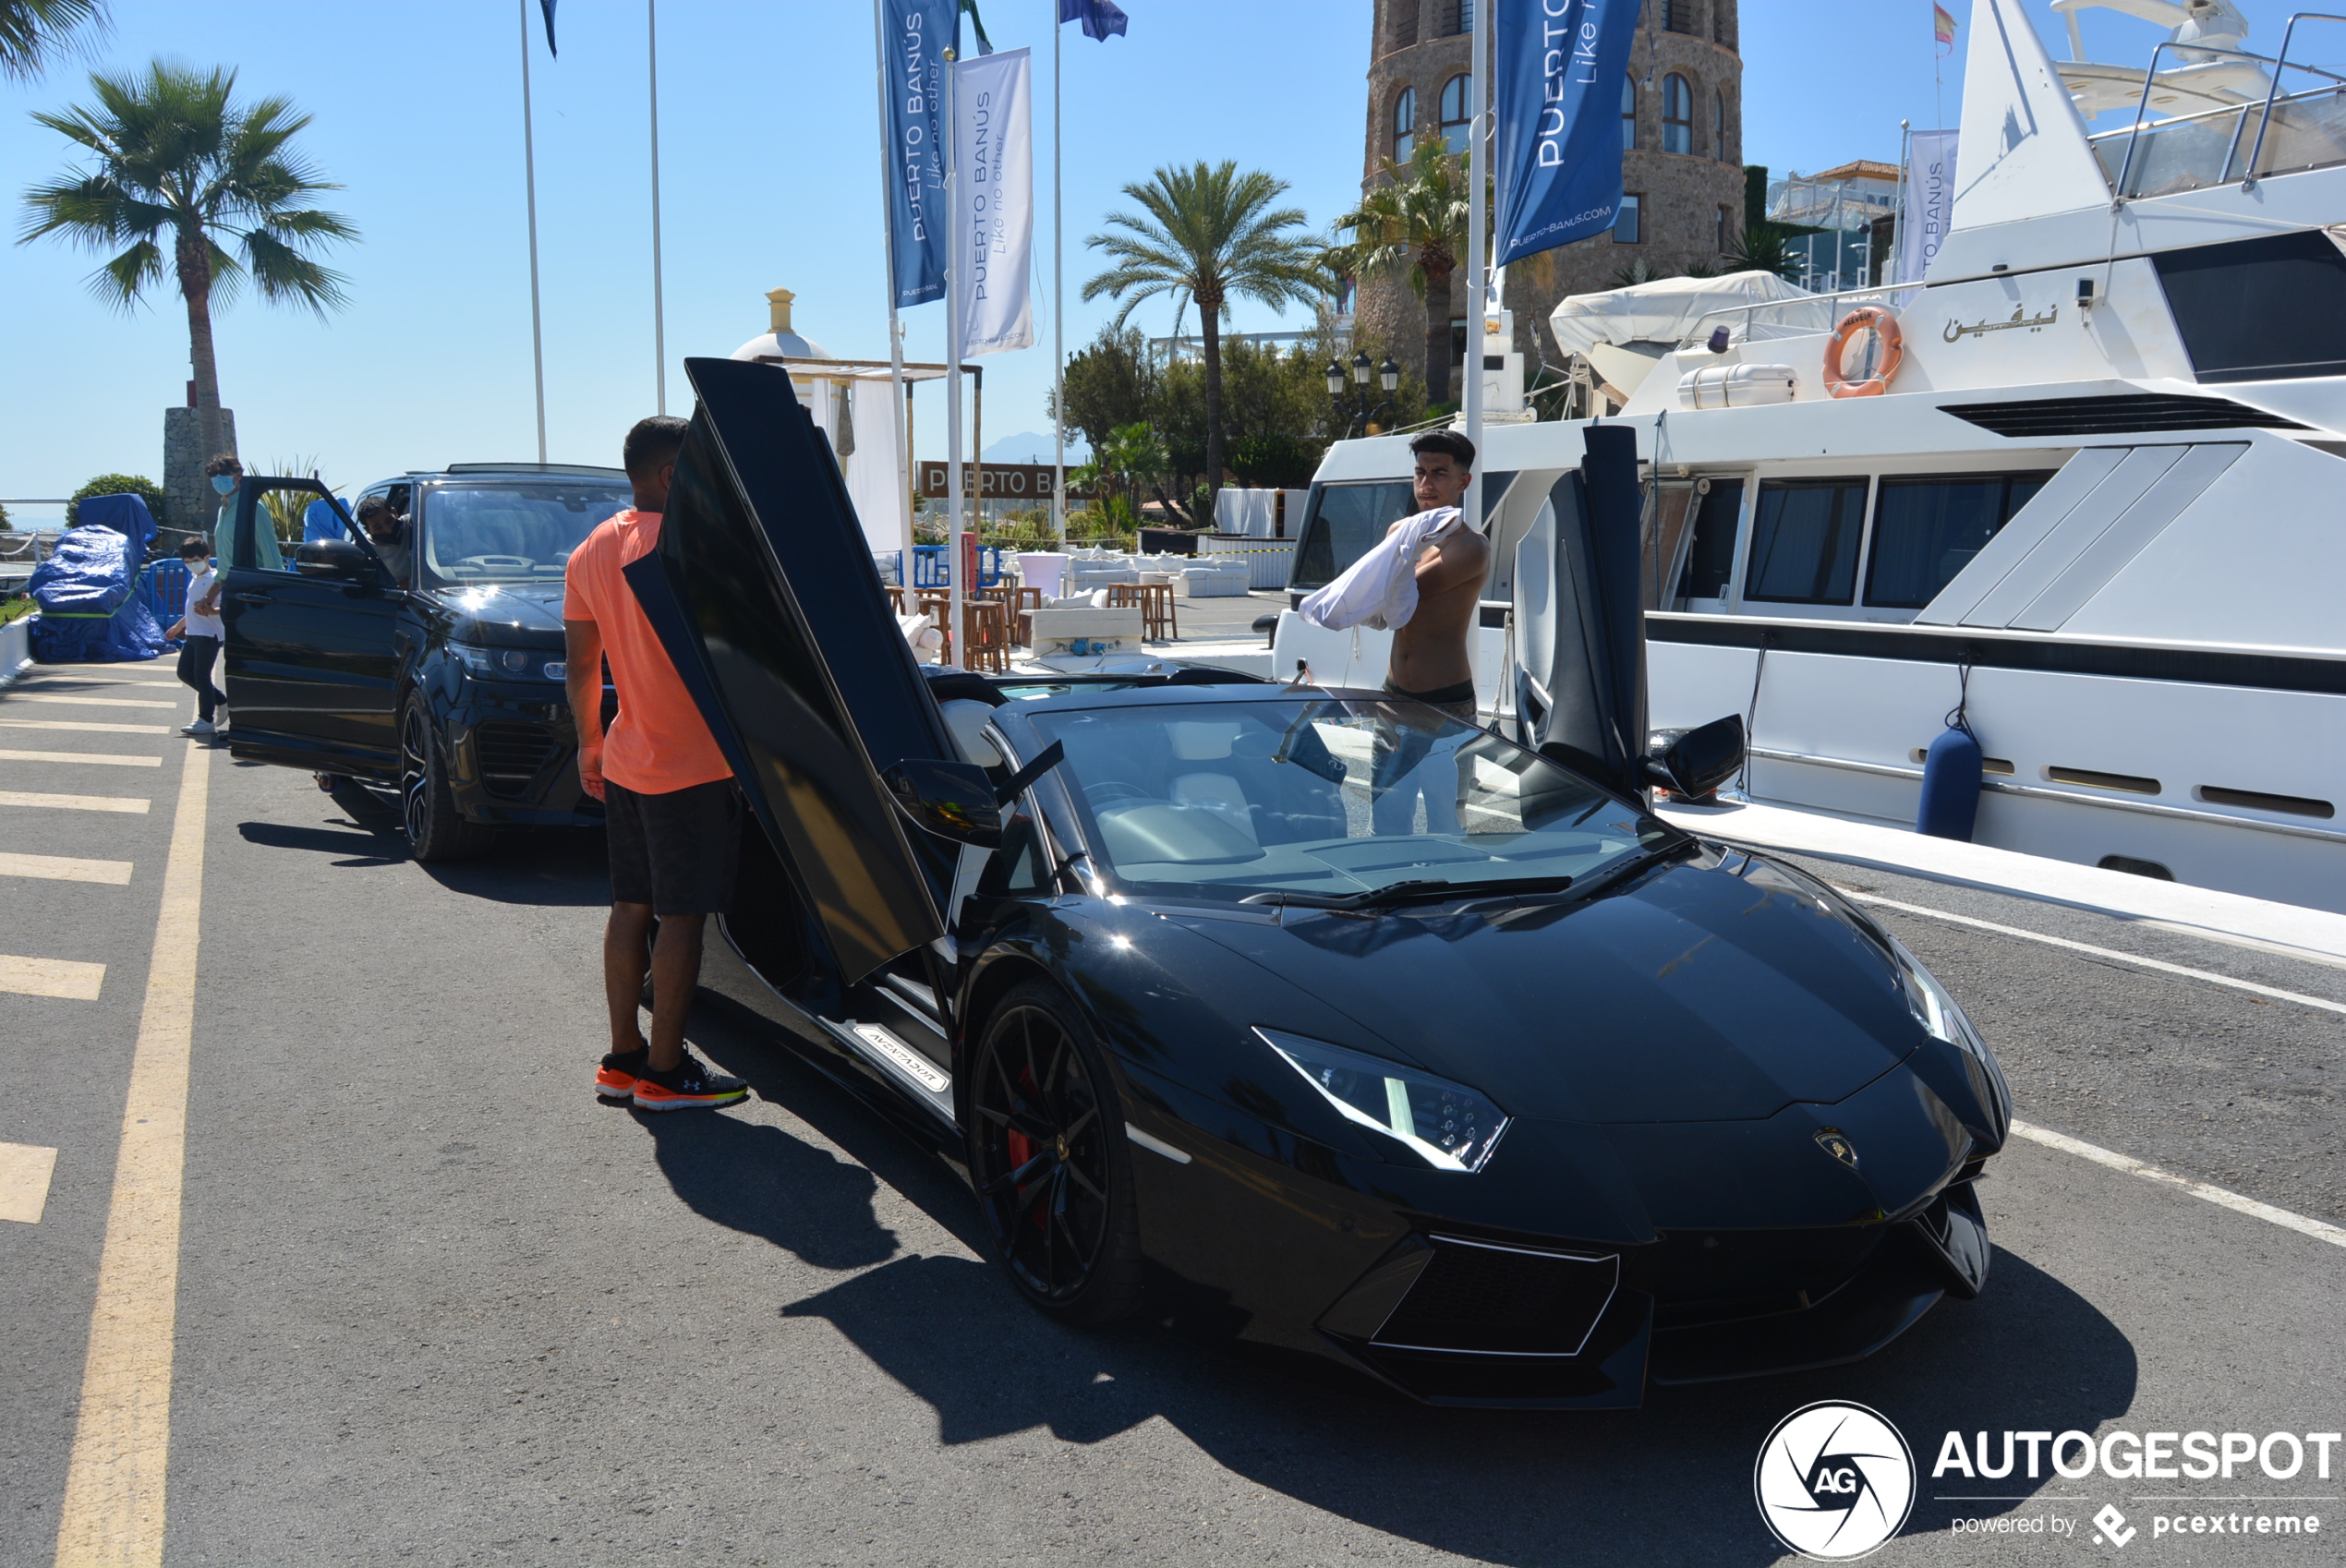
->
[1355,0,1746,398]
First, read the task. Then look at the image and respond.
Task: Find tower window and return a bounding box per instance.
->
[1614,193,1643,245]
[1663,0,1696,33]
[1621,73,1637,152]
[1393,86,1415,162]
[1439,73,1474,154]
[1716,88,1731,160]
[1663,74,1693,154]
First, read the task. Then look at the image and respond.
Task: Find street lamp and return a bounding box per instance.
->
[1329,352,1399,440]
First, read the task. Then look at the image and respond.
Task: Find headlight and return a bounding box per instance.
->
[1888,936,2011,1128]
[1254,1027,1509,1173]
[451,642,561,680]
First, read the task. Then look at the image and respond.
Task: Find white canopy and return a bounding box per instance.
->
[1547,270,1818,356]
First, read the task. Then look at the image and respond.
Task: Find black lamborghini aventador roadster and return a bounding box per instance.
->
[625,357,2010,1410]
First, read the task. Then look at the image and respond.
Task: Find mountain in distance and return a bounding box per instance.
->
[976,430,1089,464]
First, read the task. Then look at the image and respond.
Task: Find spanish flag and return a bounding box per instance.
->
[1933,3,1958,47]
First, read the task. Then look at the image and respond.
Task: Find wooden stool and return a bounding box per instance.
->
[1111,581,1177,642]
[961,599,1010,672]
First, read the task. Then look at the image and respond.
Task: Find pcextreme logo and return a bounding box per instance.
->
[1756,1401,1918,1561]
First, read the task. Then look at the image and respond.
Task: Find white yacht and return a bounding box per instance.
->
[1282,0,2346,915]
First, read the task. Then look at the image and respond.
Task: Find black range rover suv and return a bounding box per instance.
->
[218,464,627,859]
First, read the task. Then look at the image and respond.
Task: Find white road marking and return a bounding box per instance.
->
[19,680,182,690]
[0,851,133,885]
[0,790,150,814]
[0,954,105,999]
[10,694,178,710]
[1840,890,2346,1019]
[2011,1120,2346,1251]
[0,748,163,768]
[0,719,173,735]
[54,734,210,1563]
[0,1142,60,1224]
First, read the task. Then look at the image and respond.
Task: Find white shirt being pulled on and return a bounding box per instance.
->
[1296,505,1463,633]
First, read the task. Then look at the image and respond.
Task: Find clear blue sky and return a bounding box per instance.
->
[0,0,2328,510]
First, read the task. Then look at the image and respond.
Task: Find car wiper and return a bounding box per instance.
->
[1242,875,1574,911]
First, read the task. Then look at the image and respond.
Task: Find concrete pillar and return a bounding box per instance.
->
[163,405,237,535]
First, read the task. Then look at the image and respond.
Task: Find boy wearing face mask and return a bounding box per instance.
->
[165,537,227,735]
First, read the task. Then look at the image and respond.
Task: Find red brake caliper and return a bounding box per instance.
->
[1003,1064,1047,1230]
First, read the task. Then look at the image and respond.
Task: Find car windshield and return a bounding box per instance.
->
[1021,697,1677,906]
[419,483,631,586]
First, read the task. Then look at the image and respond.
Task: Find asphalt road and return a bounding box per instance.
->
[3,656,2341,1567]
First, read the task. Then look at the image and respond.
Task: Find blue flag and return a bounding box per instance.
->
[538,0,557,56]
[882,0,955,308]
[1493,0,1638,266]
[1058,0,1128,40]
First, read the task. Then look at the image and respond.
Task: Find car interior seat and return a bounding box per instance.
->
[1167,720,1258,844]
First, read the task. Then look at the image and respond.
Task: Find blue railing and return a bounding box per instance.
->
[133,557,191,626]
[901,544,1005,589]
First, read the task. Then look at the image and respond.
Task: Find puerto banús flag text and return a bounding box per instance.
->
[1494,0,1639,267]
[953,45,1034,356]
[883,0,955,309]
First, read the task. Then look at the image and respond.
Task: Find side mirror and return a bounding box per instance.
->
[1643,714,1745,802]
[296,538,375,581]
[884,758,1002,848]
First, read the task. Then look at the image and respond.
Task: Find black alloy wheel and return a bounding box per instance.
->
[967,981,1143,1324]
[398,700,490,862]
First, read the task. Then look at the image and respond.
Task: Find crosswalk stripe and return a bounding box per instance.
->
[0,1143,60,1224]
[0,749,163,768]
[11,694,179,710]
[0,719,173,735]
[0,954,105,999]
[0,851,133,885]
[0,790,151,814]
[18,681,182,690]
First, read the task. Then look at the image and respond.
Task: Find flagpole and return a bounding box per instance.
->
[519,0,548,463]
[945,45,966,668]
[1462,1,1489,530]
[1050,1,1066,546]
[872,0,913,583]
[648,0,668,416]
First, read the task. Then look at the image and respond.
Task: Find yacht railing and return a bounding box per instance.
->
[1675,281,1905,351]
[2092,18,2346,200]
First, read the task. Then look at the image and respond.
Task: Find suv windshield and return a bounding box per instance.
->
[419,483,631,586]
[1021,697,1676,906]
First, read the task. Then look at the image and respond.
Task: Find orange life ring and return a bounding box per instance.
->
[1822,306,1904,398]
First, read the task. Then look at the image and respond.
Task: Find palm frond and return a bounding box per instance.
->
[0,0,108,84]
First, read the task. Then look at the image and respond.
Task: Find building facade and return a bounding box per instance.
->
[1356,0,1746,396]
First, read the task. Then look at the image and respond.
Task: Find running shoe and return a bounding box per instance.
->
[183,718,215,735]
[596,1045,648,1102]
[632,1052,749,1112]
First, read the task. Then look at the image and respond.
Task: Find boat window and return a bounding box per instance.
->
[1289,480,1416,591]
[1864,471,2054,609]
[1675,477,1744,601]
[2154,231,2346,383]
[1744,477,1867,604]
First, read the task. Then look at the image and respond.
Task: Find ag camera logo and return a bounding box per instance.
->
[1756,1401,1917,1560]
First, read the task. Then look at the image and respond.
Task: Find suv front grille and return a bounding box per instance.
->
[474,721,557,798]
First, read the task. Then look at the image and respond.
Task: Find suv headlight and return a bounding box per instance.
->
[451,641,561,680]
[1254,1027,1509,1173]
[1888,936,2011,1129]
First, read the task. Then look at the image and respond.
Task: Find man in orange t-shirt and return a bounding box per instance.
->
[563,416,749,1112]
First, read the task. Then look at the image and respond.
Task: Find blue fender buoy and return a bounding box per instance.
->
[1917,724,1984,841]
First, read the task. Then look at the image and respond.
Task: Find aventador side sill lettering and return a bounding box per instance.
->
[849,1022,950,1095]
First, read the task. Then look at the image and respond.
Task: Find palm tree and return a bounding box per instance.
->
[0,0,105,82]
[1082,161,1323,514]
[19,61,357,462]
[1329,137,1473,406]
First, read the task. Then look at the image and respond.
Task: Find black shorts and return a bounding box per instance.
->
[605,778,742,916]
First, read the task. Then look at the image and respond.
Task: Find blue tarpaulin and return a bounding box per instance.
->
[28,493,169,663]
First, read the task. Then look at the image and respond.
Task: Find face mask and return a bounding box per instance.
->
[211,475,237,495]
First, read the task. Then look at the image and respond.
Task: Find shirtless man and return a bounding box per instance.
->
[1385,428,1490,724]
